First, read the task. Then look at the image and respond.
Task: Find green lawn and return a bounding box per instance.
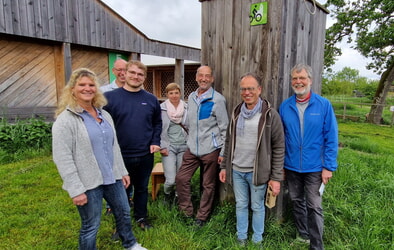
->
[0,121,393,249]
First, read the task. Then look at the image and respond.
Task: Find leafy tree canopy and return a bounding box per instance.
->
[324,0,394,75]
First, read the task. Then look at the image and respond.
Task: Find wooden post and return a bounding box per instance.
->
[175,59,185,99]
[53,43,71,104]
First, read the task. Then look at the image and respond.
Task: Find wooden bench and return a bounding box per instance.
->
[151,163,165,201]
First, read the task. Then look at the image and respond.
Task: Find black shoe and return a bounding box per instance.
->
[194,219,206,227]
[137,218,153,230]
[105,208,112,216]
[111,230,120,242]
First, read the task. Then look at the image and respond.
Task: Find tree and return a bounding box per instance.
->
[322,67,372,96]
[324,0,394,124]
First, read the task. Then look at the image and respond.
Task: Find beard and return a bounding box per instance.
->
[292,83,311,96]
[126,80,143,89]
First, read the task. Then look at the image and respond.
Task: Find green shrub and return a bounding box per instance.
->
[0,118,52,163]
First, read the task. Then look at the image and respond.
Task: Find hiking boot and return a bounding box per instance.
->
[194,219,206,227]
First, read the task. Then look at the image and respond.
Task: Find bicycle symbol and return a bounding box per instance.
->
[249,6,262,23]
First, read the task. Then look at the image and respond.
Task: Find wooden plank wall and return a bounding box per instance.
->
[70,46,109,86]
[278,0,327,102]
[0,0,200,62]
[0,38,57,108]
[201,0,327,110]
[201,0,328,218]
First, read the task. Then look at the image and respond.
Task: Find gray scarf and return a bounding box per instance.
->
[237,98,262,136]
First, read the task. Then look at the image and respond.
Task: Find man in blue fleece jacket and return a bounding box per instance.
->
[104,60,162,230]
[279,63,338,250]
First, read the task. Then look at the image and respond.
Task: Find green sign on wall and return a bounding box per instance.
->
[108,53,128,82]
[249,2,268,26]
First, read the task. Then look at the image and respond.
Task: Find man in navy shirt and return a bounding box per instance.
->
[104,60,162,230]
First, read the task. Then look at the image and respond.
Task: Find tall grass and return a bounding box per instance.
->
[0,121,393,249]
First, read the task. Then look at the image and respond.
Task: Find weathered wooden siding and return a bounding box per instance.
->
[0,38,57,108]
[201,0,327,110]
[70,46,109,86]
[201,0,328,218]
[0,0,200,61]
[0,0,202,120]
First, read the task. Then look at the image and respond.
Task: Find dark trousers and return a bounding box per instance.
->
[176,148,220,221]
[286,169,324,250]
[123,153,154,220]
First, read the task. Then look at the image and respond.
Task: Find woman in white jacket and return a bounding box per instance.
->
[159,83,188,204]
[52,68,146,250]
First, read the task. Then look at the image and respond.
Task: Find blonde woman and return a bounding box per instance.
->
[52,68,146,250]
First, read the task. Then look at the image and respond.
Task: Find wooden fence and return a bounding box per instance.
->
[332,102,394,125]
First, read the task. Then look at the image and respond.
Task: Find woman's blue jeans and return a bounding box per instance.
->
[161,143,188,194]
[232,169,267,243]
[76,180,136,250]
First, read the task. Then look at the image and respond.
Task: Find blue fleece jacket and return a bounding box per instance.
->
[104,88,162,157]
[279,92,338,173]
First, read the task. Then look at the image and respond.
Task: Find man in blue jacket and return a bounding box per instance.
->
[279,63,338,250]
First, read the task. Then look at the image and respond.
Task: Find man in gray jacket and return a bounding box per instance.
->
[219,73,284,246]
[176,65,229,227]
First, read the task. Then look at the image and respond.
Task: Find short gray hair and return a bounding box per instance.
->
[291,63,313,79]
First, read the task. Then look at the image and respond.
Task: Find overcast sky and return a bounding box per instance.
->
[101,0,379,80]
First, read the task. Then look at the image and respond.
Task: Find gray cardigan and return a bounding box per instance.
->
[160,100,188,150]
[52,106,128,198]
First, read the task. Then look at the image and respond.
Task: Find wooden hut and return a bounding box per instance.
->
[200,0,328,109]
[0,0,200,121]
[200,0,328,218]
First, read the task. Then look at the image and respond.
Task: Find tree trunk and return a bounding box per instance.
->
[367,63,394,124]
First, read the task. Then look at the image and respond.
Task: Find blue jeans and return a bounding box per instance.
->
[285,169,324,250]
[232,170,267,243]
[76,180,136,249]
[124,153,154,220]
[161,143,188,194]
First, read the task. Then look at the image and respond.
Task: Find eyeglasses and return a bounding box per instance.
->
[291,76,309,81]
[114,68,126,72]
[240,87,256,92]
[129,70,145,77]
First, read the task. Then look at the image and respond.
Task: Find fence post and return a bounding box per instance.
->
[342,103,347,120]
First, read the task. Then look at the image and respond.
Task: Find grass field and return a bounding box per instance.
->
[0,121,393,250]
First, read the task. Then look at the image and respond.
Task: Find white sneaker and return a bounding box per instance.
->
[128,243,147,250]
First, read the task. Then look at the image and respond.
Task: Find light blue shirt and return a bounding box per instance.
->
[80,109,116,185]
[100,80,119,93]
